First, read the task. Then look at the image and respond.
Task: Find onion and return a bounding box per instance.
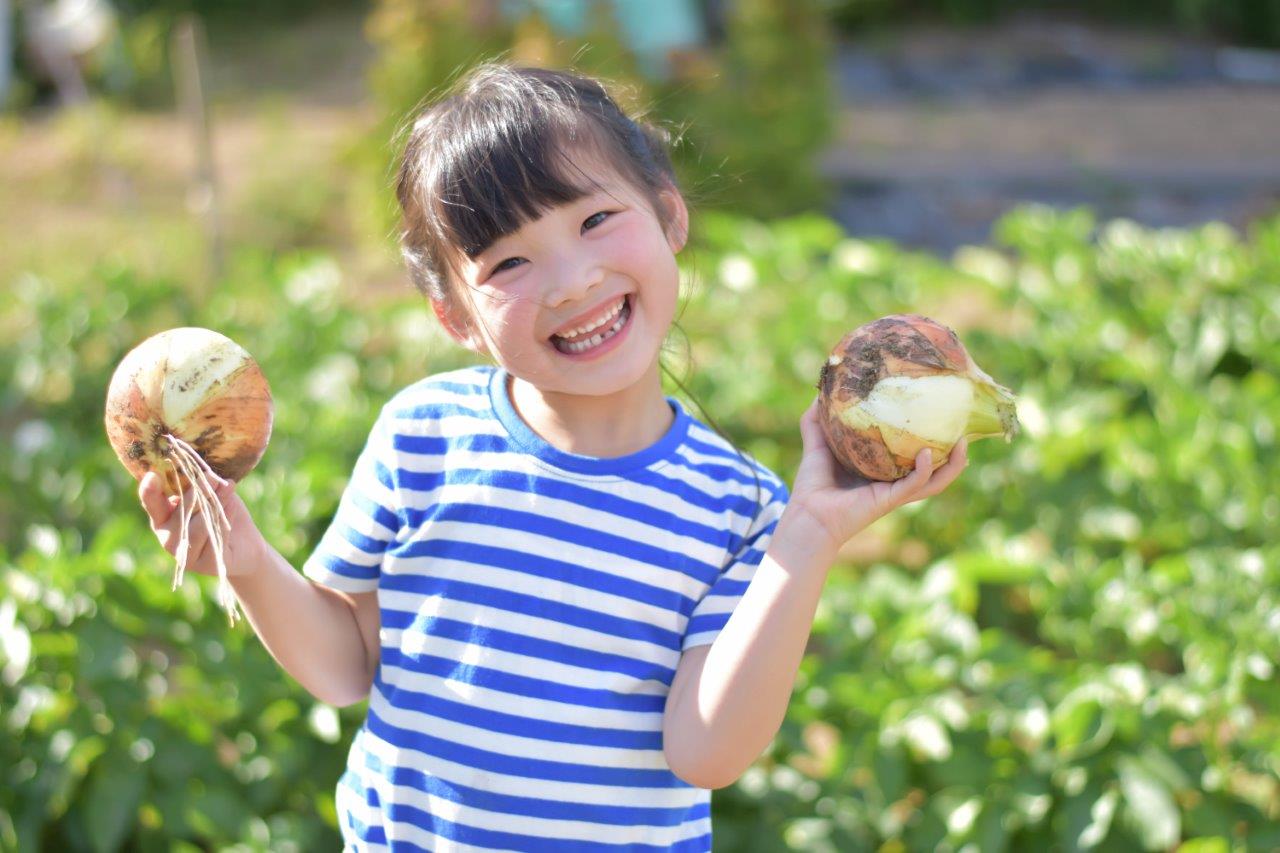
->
[818,314,1019,481]
[105,327,273,623]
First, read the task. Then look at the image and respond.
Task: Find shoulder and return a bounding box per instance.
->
[676,412,789,508]
[378,365,497,427]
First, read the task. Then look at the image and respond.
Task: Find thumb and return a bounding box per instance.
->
[798,397,827,453]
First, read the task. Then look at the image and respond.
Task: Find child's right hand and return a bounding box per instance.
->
[138,471,263,578]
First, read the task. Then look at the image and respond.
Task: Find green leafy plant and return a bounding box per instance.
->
[3,207,1278,849]
[679,207,1280,850]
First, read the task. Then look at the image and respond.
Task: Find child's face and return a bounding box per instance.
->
[443,158,688,400]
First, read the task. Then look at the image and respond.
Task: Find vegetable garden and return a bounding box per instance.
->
[4,0,1280,846]
[2,204,1278,850]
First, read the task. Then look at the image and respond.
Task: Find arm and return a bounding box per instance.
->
[141,472,380,707]
[230,548,381,707]
[662,513,836,789]
[663,400,969,789]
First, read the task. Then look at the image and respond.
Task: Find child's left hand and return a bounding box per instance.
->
[785,397,970,556]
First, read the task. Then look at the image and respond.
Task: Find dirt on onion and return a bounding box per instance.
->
[105,327,272,623]
[818,314,1019,481]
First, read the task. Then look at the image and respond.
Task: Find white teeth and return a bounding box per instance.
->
[557,298,625,340]
[557,299,630,354]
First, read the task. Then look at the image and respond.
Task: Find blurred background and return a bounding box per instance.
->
[2,1,1278,850]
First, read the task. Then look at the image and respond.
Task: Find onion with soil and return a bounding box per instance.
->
[105,327,272,623]
[818,314,1019,481]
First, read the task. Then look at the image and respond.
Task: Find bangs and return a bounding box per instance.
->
[430,106,620,260]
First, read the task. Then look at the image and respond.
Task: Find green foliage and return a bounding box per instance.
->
[111,0,363,26]
[677,207,1280,849]
[3,208,1279,849]
[357,0,835,230]
[666,0,835,217]
[0,254,473,850]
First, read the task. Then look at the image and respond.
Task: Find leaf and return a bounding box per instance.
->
[1058,786,1119,852]
[873,744,908,806]
[900,713,951,762]
[75,619,128,685]
[0,599,33,686]
[184,786,250,841]
[1133,744,1192,793]
[973,803,1010,853]
[259,697,301,732]
[149,734,206,784]
[926,736,991,790]
[82,750,145,853]
[1117,756,1180,851]
[953,551,1041,585]
[1177,839,1229,853]
[1052,689,1115,759]
[308,703,342,744]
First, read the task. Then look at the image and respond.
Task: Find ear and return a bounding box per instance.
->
[659,185,690,254]
[430,298,488,355]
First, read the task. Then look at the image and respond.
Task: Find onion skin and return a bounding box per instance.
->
[105,328,273,495]
[818,314,1018,481]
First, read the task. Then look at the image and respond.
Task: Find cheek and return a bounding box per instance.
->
[480,298,541,351]
[619,236,677,293]
[640,251,680,309]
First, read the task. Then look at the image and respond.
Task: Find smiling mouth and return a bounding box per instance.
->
[550,296,632,354]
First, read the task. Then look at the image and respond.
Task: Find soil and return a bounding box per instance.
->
[827,17,1280,251]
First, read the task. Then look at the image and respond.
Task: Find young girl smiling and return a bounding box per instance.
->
[139,63,968,851]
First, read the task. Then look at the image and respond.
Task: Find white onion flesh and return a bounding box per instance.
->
[852,374,976,446]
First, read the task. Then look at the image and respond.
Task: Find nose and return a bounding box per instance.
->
[543,249,604,308]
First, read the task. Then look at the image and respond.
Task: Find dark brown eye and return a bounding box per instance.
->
[583,211,610,231]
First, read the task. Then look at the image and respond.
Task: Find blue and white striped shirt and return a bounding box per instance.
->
[303,366,789,852]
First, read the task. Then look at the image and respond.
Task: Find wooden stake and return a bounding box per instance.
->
[171,15,224,281]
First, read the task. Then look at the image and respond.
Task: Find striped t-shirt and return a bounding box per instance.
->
[303,365,790,852]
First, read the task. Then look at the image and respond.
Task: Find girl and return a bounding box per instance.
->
[139,64,968,851]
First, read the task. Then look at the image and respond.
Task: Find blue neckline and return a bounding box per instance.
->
[488,367,689,475]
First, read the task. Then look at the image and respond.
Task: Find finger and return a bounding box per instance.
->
[941,438,969,478]
[889,448,934,504]
[171,506,212,567]
[913,448,934,480]
[918,439,970,498]
[186,509,212,555]
[139,472,175,526]
[795,398,847,484]
[183,527,214,572]
[797,397,826,450]
[155,487,201,549]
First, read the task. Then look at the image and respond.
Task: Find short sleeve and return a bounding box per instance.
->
[302,407,403,593]
[682,480,790,651]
